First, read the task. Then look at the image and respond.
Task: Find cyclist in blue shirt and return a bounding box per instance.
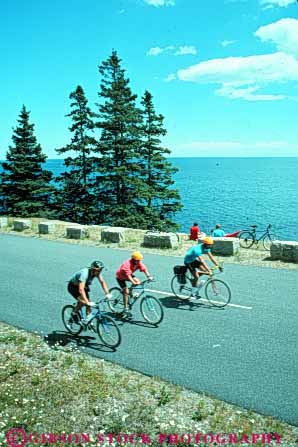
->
[68,260,112,322]
[184,237,222,286]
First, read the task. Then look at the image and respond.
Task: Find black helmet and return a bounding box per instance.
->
[90,260,104,270]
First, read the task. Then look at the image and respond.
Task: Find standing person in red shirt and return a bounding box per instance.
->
[116,251,153,317]
[189,222,201,241]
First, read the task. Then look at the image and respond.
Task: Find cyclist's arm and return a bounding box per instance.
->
[207,252,220,268]
[128,274,140,285]
[78,282,92,305]
[198,256,212,274]
[98,275,109,295]
[143,268,153,279]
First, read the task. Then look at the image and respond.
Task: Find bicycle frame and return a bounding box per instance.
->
[127,279,152,307]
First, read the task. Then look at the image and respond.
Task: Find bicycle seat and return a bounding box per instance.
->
[250,225,257,228]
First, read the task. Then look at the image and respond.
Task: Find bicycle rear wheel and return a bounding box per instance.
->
[107,287,125,314]
[96,315,121,348]
[239,231,254,249]
[171,274,193,300]
[140,295,164,325]
[61,305,83,335]
[205,279,231,308]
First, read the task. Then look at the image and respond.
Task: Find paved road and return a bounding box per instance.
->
[0,233,297,425]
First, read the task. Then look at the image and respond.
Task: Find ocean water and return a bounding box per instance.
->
[1,158,297,240]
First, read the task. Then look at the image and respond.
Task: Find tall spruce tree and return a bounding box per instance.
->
[139,90,182,230]
[55,85,98,224]
[0,105,54,217]
[95,51,146,227]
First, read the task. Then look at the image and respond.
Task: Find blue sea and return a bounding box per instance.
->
[1,158,297,240]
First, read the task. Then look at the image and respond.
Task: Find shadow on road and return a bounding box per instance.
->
[44,330,117,352]
[159,295,225,312]
[112,314,161,329]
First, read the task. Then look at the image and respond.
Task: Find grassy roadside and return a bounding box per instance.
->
[0,322,297,447]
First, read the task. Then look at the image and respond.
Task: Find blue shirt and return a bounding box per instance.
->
[213,229,225,237]
[184,244,211,264]
[69,268,100,287]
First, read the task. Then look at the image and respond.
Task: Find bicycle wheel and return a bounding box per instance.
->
[205,279,231,308]
[262,234,276,251]
[61,305,83,335]
[96,315,121,348]
[239,231,254,249]
[171,274,193,300]
[107,287,125,314]
[140,295,164,325]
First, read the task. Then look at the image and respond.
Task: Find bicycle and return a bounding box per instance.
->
[171,265,231,308]
[238,224,276,251]
[61,298,121,348]
[108,279,164,325]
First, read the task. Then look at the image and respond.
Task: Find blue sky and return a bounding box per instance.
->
[1,0,298,158]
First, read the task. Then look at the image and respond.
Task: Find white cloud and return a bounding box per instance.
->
[255,18,298,55]
[174,45,197,55]
[178,52,298,85]
[221,40,237,47]
[147,46,175,56]
[147,45,197,56]
[177,51,298,100]
[216,84,286,101]
[143,0,175,6]
[164,73,176,82]
[260,0,296,7]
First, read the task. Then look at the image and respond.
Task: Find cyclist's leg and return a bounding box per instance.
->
[186,261,200,287]
[117,278,129,310]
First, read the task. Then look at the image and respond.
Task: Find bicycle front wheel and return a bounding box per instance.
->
[96,315,121,348]
[239,231,254,249]
[61,305,83,335]
[171,274,193,300]
[107,287,125,314]
[140,295,164,325]
[205,279,231,308]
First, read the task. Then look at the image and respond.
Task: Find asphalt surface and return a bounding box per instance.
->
[0,233,297,425]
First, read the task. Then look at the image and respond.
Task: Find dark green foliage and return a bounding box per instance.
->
[55,86,99,224]
[95,51,147,227]
[139,90,182,230]
[0,105,54,217]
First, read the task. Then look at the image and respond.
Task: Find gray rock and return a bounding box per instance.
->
[13,219,32,231]
[212,237,240,256]
[66,226,88,239]
[101,227,127,243]
[0,217,8,228]
[271,241,298,263]
[38,222,56,234]
[143,232,180,249]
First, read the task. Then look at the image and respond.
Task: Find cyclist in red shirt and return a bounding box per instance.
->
[116,251,153,317]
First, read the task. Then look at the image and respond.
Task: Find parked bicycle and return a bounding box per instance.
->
[171,265,231,308]
[108,279,164,325]
[238,224,276,250]
[61,298,121,348]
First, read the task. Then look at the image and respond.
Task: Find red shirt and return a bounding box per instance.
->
[116,259,146,280]
[190,225,200,241]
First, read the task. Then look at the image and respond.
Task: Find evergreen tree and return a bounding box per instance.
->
[0,105,54,217]
[139,90,182,230]
[55,85,98,224]
[95,51,146,227]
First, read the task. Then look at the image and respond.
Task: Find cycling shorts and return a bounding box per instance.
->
[116,275,135,289]
[185,259,204,274]
[67,282,90,300]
